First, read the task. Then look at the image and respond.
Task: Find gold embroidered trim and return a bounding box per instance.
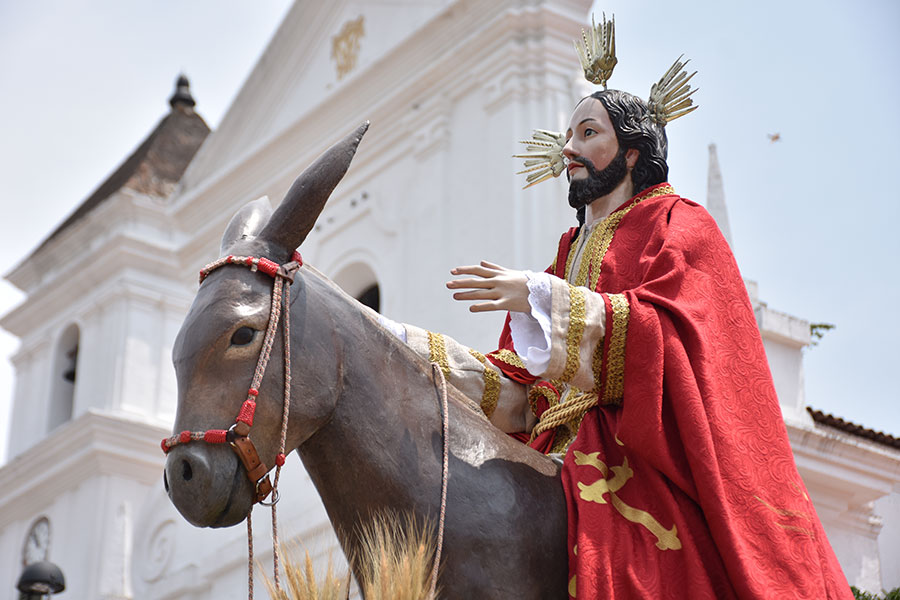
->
[574,450,682,551]
[565,184,675,289]
[564,227,584,283]
[427,331,450,376]
[469,349,501,419]
[527,384,561,418]
[575,225,602,286]
[591,333,604,396]
[491,349,526,370]
[560,285,587,383]
[602,293,629,404]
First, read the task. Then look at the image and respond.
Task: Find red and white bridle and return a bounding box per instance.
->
[161,250,302,597]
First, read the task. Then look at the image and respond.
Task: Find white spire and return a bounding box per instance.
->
[706,143,733,248]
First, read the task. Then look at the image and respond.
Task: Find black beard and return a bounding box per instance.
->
[567,148,628,212]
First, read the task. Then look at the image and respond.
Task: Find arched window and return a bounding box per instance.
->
[356,283,380,313]
[333,262,381,314]
[49,324,79,431]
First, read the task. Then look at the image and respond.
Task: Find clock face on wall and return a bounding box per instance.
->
[22,517,50,566]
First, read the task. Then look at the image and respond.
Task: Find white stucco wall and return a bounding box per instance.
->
[875,489,900,590]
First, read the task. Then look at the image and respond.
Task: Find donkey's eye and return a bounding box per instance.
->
[230,327,256,346]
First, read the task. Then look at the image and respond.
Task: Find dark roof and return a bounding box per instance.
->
[807,407,900,450]
[36,76,211,252]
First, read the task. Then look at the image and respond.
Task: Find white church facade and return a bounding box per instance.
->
[2,1,898,597]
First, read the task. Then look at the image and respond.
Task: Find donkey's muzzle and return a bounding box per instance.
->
[164,444,251,528]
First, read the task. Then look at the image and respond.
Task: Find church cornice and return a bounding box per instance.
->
[1,232,193,340]
[0,410,168,529]
[786,418,900,511]
[755,302,812,348]
[6,187,188,294]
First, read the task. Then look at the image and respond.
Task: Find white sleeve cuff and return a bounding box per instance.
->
[377,313,407,343]
[508,270,553,376]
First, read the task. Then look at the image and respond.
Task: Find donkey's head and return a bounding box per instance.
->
[164,123,368,527]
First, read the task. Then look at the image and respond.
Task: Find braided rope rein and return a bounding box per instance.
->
[161,251,301,598]
[428,363,450,600]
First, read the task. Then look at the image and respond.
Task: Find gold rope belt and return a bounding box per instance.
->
[530,390,599,442]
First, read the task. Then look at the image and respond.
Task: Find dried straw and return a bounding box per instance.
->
[352,512,438,600]
[267,512,438,600]
[263,548,348,600]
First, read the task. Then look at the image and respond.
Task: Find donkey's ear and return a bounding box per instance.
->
[260,122,369,258]
[220,196,274,254]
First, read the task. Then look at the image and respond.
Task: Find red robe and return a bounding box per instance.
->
[487,184,852,599]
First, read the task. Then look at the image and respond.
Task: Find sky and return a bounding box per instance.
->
[0,0,898,464]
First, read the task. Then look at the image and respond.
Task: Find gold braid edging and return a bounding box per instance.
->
[490,349,526,370]
[565,227,585,283]
[427,331,450,377]
[602,293,629,404]
[560,285,586,383]
[527,384,561,419]
[591,333,604,396]
[586,212,625,291]
[468,349,501,419]
[566,184,675,289]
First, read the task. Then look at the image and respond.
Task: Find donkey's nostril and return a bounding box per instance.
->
[182,459,193,481]
[163,470,169,492]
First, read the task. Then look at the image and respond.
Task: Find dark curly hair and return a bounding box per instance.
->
[588,89,669,194]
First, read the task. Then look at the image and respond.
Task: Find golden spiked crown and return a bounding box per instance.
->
[515,13,699,189]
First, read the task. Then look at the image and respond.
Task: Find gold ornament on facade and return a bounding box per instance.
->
[331,16,365,80]
[647,55,699,126]
[575,13,617,88]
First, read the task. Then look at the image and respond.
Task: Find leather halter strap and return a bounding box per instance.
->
[161,250,302,504]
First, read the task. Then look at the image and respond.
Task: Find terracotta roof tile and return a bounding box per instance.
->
[36,77,210,253]
[806,407,900,450]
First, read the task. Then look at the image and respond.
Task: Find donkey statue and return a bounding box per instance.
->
[163,123,567,598]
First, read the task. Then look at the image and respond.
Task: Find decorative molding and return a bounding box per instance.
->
[787,419,900,511]
[2,236,193,339]
[167,0,591,242]
[756,303,811,348]
[0,410,169,529]
[140,519,176,583]
[406,97,452,157]
[175,0,345,193]
[6,188,182,295]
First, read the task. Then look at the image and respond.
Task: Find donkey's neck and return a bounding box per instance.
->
[296,270,448,538]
